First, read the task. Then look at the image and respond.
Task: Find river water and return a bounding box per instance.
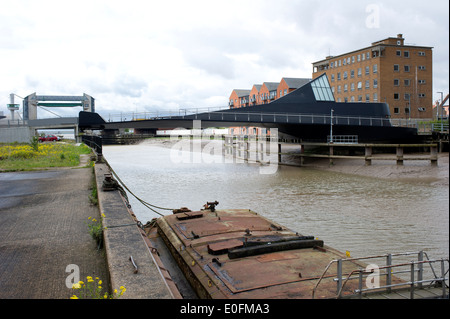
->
[103,140,449,266]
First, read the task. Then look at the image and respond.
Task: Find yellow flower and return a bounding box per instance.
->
[88,217,92,220]
[72,283,81,289]
[101,213,105,218]
[104,293,108,299]
[98,280,102,285]
[70,295,79,299]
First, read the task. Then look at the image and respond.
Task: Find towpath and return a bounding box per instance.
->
[0,165,109,298]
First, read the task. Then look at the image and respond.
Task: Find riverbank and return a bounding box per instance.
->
[300,153,449,186]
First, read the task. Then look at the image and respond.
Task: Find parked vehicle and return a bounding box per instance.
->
[38,135,60,142]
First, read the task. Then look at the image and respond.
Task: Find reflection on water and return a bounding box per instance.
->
[103,142,449,262]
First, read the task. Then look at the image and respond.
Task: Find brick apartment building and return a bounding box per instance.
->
[312,34,433,120]
[229,78,312,109]
[228,78,311,134]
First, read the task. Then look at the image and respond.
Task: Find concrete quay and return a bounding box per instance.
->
[93,162,173,299]
[0,160,173,299]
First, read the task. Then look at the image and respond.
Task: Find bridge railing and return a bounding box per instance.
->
[107,109,393,127]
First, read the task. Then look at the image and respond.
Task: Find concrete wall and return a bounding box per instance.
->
[0,127,35,143]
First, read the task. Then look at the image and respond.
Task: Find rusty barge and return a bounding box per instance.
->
[133,202,448,299]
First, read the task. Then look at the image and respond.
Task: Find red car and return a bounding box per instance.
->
[39,135,60,142]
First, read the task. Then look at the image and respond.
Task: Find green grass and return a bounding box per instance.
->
[0,141,92,171]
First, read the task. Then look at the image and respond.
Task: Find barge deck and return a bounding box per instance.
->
[140,206,448,299]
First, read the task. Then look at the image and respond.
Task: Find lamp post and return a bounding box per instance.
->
[437,92,443,120]
[329,109,334,143]
[437,92,443,132]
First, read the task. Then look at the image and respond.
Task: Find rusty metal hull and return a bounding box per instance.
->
[145,208,404,299]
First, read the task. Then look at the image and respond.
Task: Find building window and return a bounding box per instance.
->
[365,80,370,89]
[373,93,378,101]
[357,54,361,62]
[404,51,410,58]
[404,79,411,86]
[344,84,348,92]
[337,85,341,93]
[351,83,355,91]
[394,107,400,114]
[330,62,334,68]
[352,56,355,63]
[418,93,426,98]
[418,51,426,56]
[366,52,370,59]
[394,93,399,100]
[418,65,426,70]
[310,74,335,102]
[404,65,410,72]
[347,57,351,64]
[350,96,355,102]
[373,64,378,73]
[358,95,362,102]
[362,53,365,61]
[373,79,378,88]
[366,94,370,102]
[350,70,355,78]
[357,81,362,90]
[394,64,399,72]
[343,71,348,80]
[331,74,335,82]
[337,72,341,80]
[405,107,410,114]
[357,68,362,77]
[365,66,370,75]
[394,79,400,86]
[279,90,283,97]
[396,50,401,56]
[284,89,287,95]
[418,79,426,84]
[404,93,410,100]
[343,59,346,66]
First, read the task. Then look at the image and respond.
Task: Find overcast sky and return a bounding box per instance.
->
[1,0,448,119]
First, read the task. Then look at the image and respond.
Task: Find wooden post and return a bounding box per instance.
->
[396,146,403,165]
[278,143,282,164]
[430,145,438,166]
[329,145,334,166]
[365,146,372,166]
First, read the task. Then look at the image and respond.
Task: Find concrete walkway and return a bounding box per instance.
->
[0,167,109,299]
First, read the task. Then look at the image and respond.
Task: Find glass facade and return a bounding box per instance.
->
[310,74,335,102]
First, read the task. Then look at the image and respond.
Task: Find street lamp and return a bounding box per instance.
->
[329,109,334,143]
[437,92,443,132]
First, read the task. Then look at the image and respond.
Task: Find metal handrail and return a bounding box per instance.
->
[107,110,393,128]
[336,258,449,299]
[311,251,443,299]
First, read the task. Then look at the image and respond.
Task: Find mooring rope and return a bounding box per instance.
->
[105,160,175,216]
